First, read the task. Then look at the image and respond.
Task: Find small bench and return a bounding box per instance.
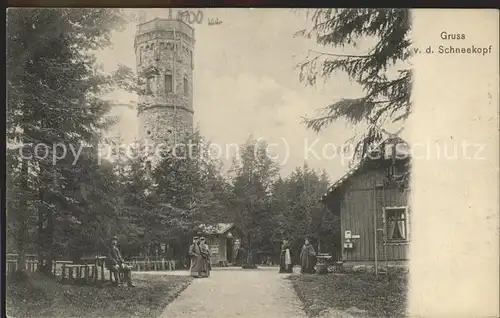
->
[80,256,108,282]
[61,256,109,284]
[61,264,97,283]
[53,260,73,276]
[108,264,128,284]
[6,254,39,276]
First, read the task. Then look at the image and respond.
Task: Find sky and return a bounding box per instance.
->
[96,8,403,182]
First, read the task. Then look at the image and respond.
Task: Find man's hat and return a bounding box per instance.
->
[200,236,206,240]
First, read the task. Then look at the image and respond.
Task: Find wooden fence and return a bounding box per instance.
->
[6,259,74,277]
[125,259,177,271]
[6,255,179,278]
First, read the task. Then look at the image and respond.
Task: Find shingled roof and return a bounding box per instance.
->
[197,223,235,235]
[321,136,409,201]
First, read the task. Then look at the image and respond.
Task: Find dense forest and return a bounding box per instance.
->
[7,8,410,275]
[6,9,341,275]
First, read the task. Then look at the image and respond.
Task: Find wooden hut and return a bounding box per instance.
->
[321,137,411,269]
[197,223,242,266]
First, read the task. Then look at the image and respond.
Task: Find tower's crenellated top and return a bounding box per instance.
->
[135,17,195,159]
[134,18,195,48]
[134,17,195,115]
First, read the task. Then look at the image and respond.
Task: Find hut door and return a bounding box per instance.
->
[226,238,233,263]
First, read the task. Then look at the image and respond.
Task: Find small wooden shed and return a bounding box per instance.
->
[197,223,242,266]
[321,137,411,268]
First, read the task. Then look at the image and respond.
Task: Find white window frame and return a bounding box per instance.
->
[382,206,410,244]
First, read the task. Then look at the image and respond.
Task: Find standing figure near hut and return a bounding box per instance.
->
[188,236,203,278]
[300,238,317,274]
[234,239,245,266]
[199,237,211,277]
[279,240,293,273]
[107,236,135,287]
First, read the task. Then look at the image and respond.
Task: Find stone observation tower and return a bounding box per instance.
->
[135,14,195,164]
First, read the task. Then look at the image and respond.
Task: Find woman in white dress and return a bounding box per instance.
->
[279,240,293,273]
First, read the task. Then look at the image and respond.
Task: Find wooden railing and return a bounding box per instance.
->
[6,254,179,280]
[6,259,74,276]
[125,259,177,271]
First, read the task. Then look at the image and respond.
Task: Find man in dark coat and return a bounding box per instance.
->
[107,236,134,287]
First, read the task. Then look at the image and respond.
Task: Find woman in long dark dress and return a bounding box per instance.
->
[300,238,317,274]
[188,236,203,277]
[279,240,293,273]
[199,237,211,277]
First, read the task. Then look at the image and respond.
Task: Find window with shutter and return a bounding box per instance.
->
[383,207,409,243]
[384,207,409,243]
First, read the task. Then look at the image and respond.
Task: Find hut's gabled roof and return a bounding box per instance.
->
[197,223,235,235]
[321,136,409,201]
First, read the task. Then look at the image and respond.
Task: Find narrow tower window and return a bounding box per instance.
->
[165,74,173,94]
[146,76,153,94]
[183,77,188,96]
[153,43,159,60]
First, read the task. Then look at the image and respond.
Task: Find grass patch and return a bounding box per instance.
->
[6,273,193,318]
[289,271,408,317]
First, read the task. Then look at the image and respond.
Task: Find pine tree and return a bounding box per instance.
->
[150,130,232,257]
[6,8,129,275]
[267,165,336,258]
[268,177,291,242]
[230,137,280,268]
[296,9,412,160]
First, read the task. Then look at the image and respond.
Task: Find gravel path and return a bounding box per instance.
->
[159,267,307,318]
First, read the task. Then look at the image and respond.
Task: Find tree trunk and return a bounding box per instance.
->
[242,235,257,269]
[37,205,43,270]
[38,185,45,272]
[16,157,28,278]
[37,168,55,276]
[46,202,54,274]
[246,237,252,264]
